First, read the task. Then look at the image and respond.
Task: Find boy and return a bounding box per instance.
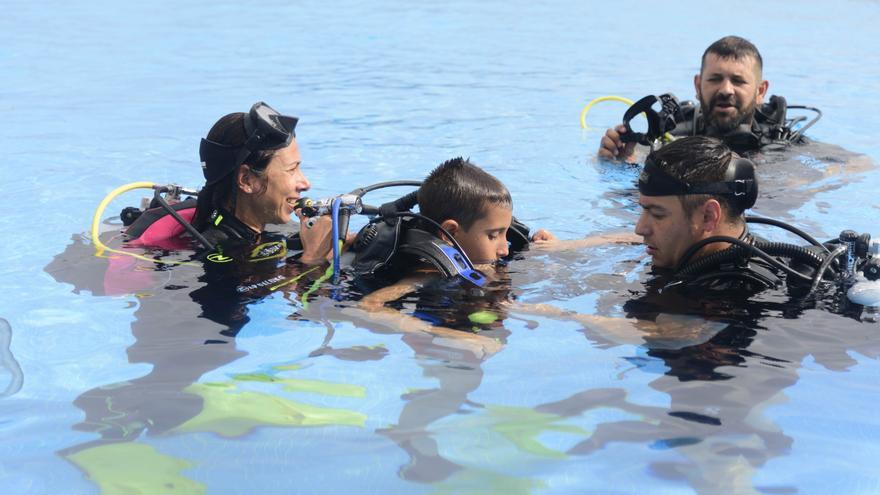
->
[344,157,546,358]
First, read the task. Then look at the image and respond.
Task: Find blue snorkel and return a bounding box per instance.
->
[331,197,342,282]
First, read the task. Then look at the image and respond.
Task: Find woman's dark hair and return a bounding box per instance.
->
[192,113,276,231]
[418,157,512,231]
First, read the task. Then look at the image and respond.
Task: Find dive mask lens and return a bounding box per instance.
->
[245,101,298,151]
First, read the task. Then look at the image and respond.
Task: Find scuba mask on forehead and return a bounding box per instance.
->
[199,102,299,185]
[637,154,758,211]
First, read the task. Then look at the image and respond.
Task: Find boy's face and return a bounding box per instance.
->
[452,203,512,265]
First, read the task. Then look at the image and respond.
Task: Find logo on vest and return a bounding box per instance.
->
[207,253,233,263]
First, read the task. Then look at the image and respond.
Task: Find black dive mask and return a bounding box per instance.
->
[638,155,758,210]
[199,102,299,185]
[620,93,690,146]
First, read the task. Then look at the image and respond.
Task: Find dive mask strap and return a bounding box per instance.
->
[687,179,756,197]
[637,158,689,196]
[638,156,757,204]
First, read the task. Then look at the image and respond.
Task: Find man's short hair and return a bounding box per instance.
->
[418,157,512,231]
[647,136,744,222]
[701,35,763,77]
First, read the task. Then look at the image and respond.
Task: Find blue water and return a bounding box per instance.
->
[2,1,880,493]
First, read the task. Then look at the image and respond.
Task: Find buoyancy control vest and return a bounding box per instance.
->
[619,93,818,154]
[349,215,532,287]
[670,95,809,153]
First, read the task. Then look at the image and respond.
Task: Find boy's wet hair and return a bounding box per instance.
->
[418,157,512,231]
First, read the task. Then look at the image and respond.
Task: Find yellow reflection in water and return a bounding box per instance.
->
[487,405,590,459]
[172,377,367,437]
[67,442,205,495]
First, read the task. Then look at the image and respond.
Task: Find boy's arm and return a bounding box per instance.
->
[342,275,502,359]
[358,276,425,312]
[508,302,724,349]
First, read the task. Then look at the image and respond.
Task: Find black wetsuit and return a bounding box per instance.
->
[197,208,303,254]
[190,209,321,336]
[624,233,847,325]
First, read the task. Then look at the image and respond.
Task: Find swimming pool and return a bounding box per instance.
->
[2,0,879,493]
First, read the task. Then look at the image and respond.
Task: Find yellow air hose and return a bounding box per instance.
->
[580,95,675,142]
[580,96,635,129]
[90,181,197,266]
[91,182,330,294]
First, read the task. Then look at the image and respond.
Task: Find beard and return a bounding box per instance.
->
[701,93,758,135]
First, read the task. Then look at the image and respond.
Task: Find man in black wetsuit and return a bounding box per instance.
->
[599,35,787,160]
[633,135,783,293]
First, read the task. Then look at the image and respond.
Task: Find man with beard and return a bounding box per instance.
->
[599,36,773,161]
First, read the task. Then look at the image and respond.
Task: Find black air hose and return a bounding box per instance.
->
[754,241,828,267]
[677,239,830,283]
[746,216,829,252]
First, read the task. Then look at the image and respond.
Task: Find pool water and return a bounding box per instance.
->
[2,1,880,493]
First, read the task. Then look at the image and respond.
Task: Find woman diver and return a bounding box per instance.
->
[195,101,335,264]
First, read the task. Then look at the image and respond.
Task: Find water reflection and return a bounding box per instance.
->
[40,137,880,493]
[46,229,533,491]
[509,242,880,494]
[330,270,517,485]
[0,318,24,398]
[45,233,368,492]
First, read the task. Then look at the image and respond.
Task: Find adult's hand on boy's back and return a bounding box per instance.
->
[531,229,557,243]
[531,231,640,252]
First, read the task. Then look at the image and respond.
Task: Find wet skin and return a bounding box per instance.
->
[695,53,769,133]
[443,203,512,265]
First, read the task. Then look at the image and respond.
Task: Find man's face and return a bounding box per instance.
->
[634,194,702,268]
[695,53,769,134]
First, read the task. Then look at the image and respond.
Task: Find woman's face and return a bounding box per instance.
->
[242,139,311,227]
